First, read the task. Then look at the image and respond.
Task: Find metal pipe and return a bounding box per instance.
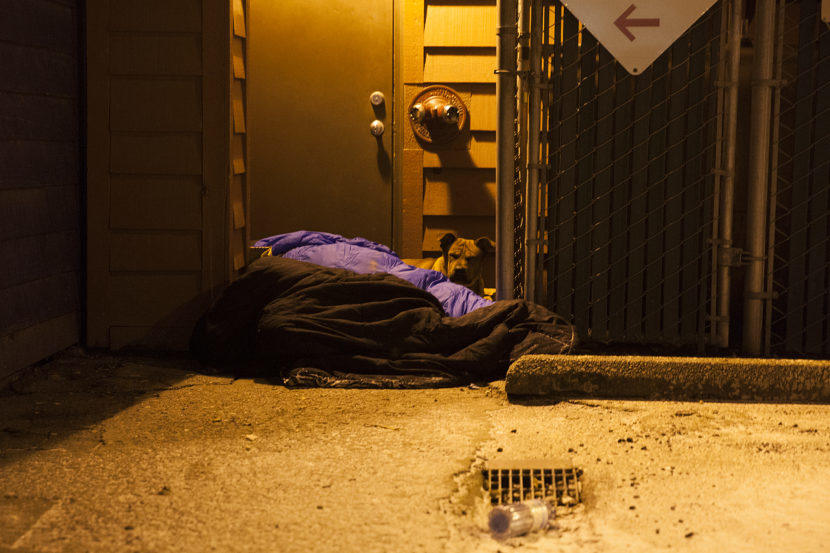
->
[535,6,555,305]
[496,0,519,300]
[517,0,529,176]
[523,0,543,302]
[537,3,552,306]
[516,0,530,298]
[743,0,777,354]
[716,0,744,348]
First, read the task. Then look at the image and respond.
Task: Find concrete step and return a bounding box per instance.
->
[506,355,830,402]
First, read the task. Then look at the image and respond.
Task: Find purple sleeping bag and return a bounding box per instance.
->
[253,231,493,317]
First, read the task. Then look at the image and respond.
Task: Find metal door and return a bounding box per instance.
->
[248,0,393,245]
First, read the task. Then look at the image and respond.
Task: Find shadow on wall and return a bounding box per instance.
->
[107,289,221,351]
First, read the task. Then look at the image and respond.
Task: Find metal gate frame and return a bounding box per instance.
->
[520,0,741,349]
[508,0,828,356]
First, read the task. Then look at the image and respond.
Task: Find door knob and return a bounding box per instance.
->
[370,91,385,106]
[369,120,385,137]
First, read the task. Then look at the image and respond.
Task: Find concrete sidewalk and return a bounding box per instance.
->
[1,350,828,552]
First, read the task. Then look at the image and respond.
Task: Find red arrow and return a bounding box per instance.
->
[614,4,660,42]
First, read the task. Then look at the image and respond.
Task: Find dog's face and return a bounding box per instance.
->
[439,233,495,289]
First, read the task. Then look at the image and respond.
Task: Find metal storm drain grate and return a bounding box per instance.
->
[482,460,583,505]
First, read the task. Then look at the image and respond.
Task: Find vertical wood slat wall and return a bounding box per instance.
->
[229,0,249,273]
[86,0,236,349]
[401,0,498,259]
[0,0,82,378]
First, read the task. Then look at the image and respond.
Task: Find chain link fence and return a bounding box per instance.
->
[514,104,526,300]
[767,0,830,355]
[537,1,730,347]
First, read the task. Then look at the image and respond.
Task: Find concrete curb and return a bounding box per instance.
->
[505,355,830,402]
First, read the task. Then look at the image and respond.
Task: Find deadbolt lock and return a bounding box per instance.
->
[370,91,385,106]
[408,85,468,144]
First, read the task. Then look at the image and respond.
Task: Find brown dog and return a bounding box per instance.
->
[403,233,495,296]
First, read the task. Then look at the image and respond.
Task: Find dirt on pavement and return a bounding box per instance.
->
[1,350,828,552]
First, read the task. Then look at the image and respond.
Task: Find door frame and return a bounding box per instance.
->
[393,0,410,256]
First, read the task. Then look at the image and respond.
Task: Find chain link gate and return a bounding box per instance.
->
[514,94,526,300]
[766,0,830,355]
[527,0,735,348]
[512,0,828,354]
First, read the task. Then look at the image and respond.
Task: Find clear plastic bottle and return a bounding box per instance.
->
[488,499,553,540]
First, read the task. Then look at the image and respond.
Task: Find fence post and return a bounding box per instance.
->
[496,0,519,300]
[743,0,777,354]
[715,0,744,348]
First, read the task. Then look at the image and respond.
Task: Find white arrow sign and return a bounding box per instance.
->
[562,0,719,75]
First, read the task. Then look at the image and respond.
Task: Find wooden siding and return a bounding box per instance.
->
[0,0,82,379]
[423,49,497,83]
[229,0,249,272]
[86,0,233,349]
[401,0,497,284]
[423,169,496,216]
[423,3,496,47]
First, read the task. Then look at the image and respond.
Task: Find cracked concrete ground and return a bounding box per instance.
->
[1,349,828,552]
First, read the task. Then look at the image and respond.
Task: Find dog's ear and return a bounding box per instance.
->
[476,237,495,253]
[439,232,457,254]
